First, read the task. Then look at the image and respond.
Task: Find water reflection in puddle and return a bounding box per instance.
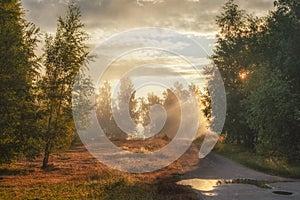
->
[177,179,220,196]
[202,192,217,196]
[177,178,273,196]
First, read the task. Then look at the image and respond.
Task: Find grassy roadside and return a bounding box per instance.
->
[0,175,196,200]
[0,168,157,200]
[0,170,195,200]
[214,143,300,179]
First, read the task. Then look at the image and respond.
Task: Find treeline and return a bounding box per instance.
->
[96,78,210,140]
[0,1,92,168]
[0,0,210,168]
[1,0,299,169]
[210,0,300,161]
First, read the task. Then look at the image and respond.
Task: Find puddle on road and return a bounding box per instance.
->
[272,191,293,195]
[177,179,220,196]
[220,179,272,189]
[177,178,274,197]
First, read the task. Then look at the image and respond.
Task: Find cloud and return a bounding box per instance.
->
[22,0,274,88]
[22,0,274,35]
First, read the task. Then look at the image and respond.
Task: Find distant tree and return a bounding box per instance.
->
[97,81,113,137]
[160,87,181,139]
[147,92,162,106]
[138,97,149,127]
[0,0,41,163]
[118,77,138,121]
[96,81,123,139]
[40,4,92,168]
[137,92,163,138]
[189,83,211,121]
[115,77,138,138]
[201,87,212,122]
[173,81,190,101]
[129,91,139,124]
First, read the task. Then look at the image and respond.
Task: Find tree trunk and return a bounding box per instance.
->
[237,135,241,145]
[42,143,50,169]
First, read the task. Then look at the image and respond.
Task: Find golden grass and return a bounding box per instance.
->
[0,138,200,199]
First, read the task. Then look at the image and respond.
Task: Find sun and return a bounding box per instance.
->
[239,70,249,80]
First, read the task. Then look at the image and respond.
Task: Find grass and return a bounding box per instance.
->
[0,176,196,200]
[0,139,199,200]
[214,143,300,179]
[0,177,158,199]
[0,163,155,200]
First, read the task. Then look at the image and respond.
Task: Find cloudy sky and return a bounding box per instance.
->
[22,0,275,95]
[22,0,274,35]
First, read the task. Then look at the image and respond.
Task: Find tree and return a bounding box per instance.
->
[115,77,137,139]
[96,81,122,139]
[117,77,138,121]
[189,83,212,122]
[244,69,298,159]
[212,0,300,160]
[243,0,300,160]
[211,0,262,147]
[0,0,41,163]
[138,92,163,138]
[97,81,113,137]
[160,87,181,139]
[40,3,92,168]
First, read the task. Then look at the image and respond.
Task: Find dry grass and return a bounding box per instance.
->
[0,138,200,199]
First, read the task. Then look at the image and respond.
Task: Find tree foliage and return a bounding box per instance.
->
[40,3,92,168]
[96,81,123,140]
[0,0,41,163]
[211,0,300,160]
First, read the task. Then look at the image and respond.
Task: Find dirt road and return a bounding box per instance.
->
[178,152,300,200]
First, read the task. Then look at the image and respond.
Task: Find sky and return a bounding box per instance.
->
[22,0,274,36]
[22,0,275,95]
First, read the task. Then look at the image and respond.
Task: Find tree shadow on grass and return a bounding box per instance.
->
[0,168,27,176]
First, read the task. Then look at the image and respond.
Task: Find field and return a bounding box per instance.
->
[0,139,200,199]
